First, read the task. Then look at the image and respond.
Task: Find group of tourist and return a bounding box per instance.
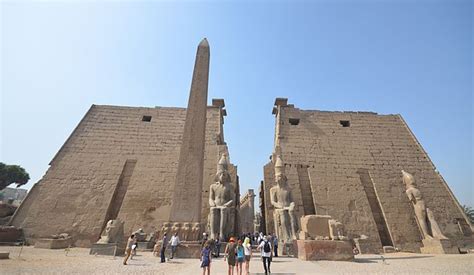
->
[122,231,279,275]
[201,233,277,275]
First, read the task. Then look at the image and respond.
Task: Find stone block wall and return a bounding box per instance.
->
[262,102,471,252]
[11,104,236,247]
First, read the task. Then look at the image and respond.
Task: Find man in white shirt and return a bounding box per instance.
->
[257,235,272,274]
[169,232,180,259]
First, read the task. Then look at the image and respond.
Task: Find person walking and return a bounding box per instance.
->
[160,233,168,263]
[201,241,212,275]
[272,234,278,257]
[224,237,237,275]
[214,234,221,257]
[123,234,135,265]
[236,239,245,275]
[169,232,180,259]
[243,237,252,275]
[257,236,272,274]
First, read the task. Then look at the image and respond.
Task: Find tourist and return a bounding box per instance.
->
[201,240,212,275]
[224,237,237,275]
[160,233,168,263]
[236,239,245,275]
[131,238,138,259]
[214,234,221,257]
[201,232,208,248]
[257,236,272,274]
[123,234,135,265]
[243,237,252,275]
[272,234,278,257]
[169,232,180,259]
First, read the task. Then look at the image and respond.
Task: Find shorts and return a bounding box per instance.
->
[237,257,245,263]
[245,255,251,261]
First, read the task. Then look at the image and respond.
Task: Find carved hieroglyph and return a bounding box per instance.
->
[270,156,298,242]
[402,170,448,240]
[96,219,124,244]
[208,153,235,241]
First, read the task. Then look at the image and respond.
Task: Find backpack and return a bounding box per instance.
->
[263,241,271,253]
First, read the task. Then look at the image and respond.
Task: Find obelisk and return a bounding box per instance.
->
[169,38,210,223]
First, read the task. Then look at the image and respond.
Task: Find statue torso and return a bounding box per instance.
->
[211,182,232,206]
[271,185,291,208]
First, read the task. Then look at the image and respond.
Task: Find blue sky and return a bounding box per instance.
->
[1,0,472,206]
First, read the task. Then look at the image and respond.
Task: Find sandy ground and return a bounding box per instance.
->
[0,246,473,275]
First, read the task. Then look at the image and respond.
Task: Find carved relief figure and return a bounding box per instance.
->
[171,222,181,239]
[208,153,235,241]
[402,170,448,240]
[160,222,171,240]
[191,222,202,241]
[270,156,298,242]
[181,222,191,241]
[97,219,124,244]
[328,219,347,240]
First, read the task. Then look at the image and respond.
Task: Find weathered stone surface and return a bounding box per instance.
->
[174,242,203,258]
[420,239,459,254]
[0,251,9,259]
[89,243,124,256]
[9,39,239,247]
[35,237,72,249]
[296,240,354,261]
[0,226,22,243]
[170,38,209,223]
[300,215,331,239]
[383,246,396,253]
[262,99,472,253]
[240,189,255,234]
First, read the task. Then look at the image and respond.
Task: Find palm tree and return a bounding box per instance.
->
[461,205,474,224]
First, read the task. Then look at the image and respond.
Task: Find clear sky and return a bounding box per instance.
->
[1,0,472,206]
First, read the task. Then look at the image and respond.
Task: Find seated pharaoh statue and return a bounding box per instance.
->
[96,219,124,244]
[270,156,298,242]
[402,170,448,240]
[209,153,235,241]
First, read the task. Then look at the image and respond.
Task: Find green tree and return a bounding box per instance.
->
[462,205,474,224]
[0,162,30,191]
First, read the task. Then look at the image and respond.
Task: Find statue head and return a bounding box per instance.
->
[274,155,287,185]
[172,222,181,228]
[192,222,201,230]
[161,222,171,231]
[183,222,191,228]
[215,153,232,184]
[402,170,416,188]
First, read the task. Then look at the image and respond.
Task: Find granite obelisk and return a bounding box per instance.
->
[169,38,210,223]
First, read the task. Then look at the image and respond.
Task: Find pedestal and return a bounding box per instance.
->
[0,251,9,259]
[34,237,72,249]
[277,242,295,256]
[136,241,155,251]
[296,240,354,261]
[420,239,459,254]
[174,241,203,258]
[89,243,125,256]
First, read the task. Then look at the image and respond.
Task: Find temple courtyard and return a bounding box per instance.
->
[0,246,473,274]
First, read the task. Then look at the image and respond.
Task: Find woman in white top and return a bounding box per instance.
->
[243,237,252,275]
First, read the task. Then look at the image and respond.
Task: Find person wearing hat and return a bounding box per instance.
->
[224,237,237,275]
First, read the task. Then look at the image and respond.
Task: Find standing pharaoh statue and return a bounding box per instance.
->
[270,156,298,242]
[402,170,448,240]
[209,153,235,241]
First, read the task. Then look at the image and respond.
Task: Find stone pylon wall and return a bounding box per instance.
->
[11,104,236,247]
[262,101,472,252]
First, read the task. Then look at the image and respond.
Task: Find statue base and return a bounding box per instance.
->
[174,241,203,258]
[89,243,124,256]
[34,237,72,249]
[136,241,155,251]
[420,239,459,254]
[0,251,10,259]
[277,241,296,256]
[295,240,354,261]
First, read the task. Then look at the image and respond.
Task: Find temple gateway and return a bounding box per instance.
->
[7,40,472,257]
